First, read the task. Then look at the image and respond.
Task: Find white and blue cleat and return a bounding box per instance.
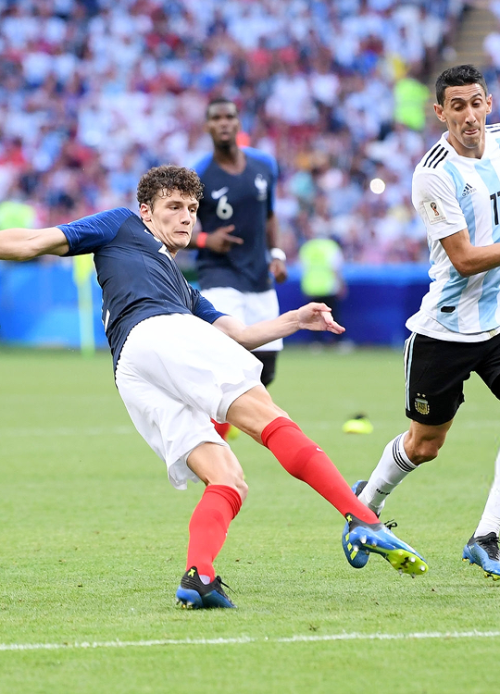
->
[342,513,428,577]
[462,533,500,581]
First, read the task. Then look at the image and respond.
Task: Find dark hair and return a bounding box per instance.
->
[205,97,238,120]
[435,64,488,106]
[136,165,204,209]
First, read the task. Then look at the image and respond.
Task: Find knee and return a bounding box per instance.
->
[217,458,248,502]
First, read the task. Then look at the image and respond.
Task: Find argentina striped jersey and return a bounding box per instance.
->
[407,126,500,341]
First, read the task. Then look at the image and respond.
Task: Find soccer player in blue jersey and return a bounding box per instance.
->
[0,164,428,608]
[343,65,500,580]
[191,98,287,406]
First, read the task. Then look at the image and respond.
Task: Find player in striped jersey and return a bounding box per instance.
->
[342,65,500,579]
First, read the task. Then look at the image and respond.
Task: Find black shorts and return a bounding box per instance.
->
[404,332,500,426]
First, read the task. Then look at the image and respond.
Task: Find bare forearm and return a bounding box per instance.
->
[455,245,500,276]
[214,303,344,349]
[0,227,69,260]
[215,311,300,350]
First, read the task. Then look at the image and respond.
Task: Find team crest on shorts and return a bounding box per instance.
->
[414,396,430,416]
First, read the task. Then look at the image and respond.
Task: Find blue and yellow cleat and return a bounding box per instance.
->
[342,514,428,577]
[462,533,500,581]
[341,480,371,568]
[176,566,236,609]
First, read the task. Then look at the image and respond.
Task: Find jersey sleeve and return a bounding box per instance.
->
[191,289,226,323]
[412,169,467,241]
[58,207,134,255]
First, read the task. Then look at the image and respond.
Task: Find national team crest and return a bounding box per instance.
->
[414,397,430,416]
[254,174,268,201]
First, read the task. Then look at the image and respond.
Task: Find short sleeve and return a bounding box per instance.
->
[58,208,134,255]
[412,170,467,241]
[191,290,226,324]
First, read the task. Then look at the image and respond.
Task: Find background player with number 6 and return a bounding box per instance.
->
[191,98,287,410]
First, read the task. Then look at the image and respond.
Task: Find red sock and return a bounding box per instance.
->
[261,417,378,523]
[186,484,242,580]
[211,419,231,441]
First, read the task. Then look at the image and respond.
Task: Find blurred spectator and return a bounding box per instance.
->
[0,0,472,266]
[299,232,346,344]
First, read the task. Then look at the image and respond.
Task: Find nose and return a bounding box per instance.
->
[464,106,477,124]
[180,207,191,224]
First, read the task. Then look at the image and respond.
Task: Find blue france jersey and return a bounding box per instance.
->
[194,147,278,292]
[58,208,225,370]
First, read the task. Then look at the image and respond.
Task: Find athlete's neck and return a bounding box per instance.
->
[213,145,246,175]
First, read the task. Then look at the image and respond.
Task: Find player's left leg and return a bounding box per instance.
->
[227,386,428,576]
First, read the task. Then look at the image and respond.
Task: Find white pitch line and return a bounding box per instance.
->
[1,630,500,652]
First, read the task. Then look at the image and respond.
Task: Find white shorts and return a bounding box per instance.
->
[201,287,283,352]
[115,314,263,490]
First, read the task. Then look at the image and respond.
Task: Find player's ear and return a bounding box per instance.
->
[487,94,493,115]
[139,202,152,222]
[433,103,446,123]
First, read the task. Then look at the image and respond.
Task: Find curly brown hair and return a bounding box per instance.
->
[136,165,204,209]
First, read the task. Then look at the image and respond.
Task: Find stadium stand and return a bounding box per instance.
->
[0,0,472,265]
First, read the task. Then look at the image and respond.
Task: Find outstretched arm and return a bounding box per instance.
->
[0,227,69,261]
[213,302,345,350]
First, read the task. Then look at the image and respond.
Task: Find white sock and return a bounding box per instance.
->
[200,575,212,585]
[474,448,500,539]
[358,432,417,514]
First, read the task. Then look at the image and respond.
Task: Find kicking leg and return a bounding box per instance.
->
[227,386,428,576]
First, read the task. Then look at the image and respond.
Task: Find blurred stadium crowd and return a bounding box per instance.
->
[0,0,492,264]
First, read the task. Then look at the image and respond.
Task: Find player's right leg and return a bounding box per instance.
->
[227,386,428,576]
[358,421,452,516]
[176,443,247,608]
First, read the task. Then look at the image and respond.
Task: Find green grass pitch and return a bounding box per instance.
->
[0,345,499,693]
